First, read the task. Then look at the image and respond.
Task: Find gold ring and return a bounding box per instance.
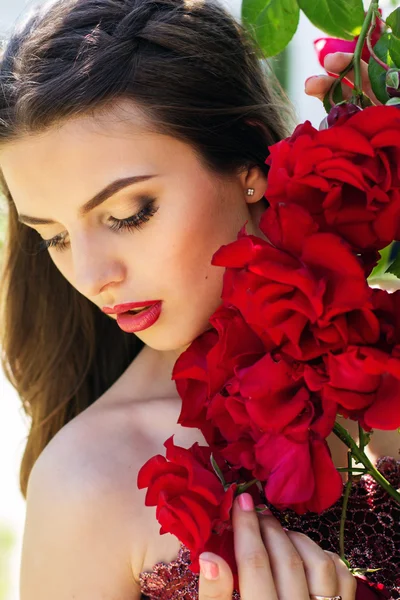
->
[310,596,342,600]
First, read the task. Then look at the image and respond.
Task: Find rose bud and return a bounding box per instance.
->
[386,68,400,98]
[319,103,362,130]
[314,8,383,69]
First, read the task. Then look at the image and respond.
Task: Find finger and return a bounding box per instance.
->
[325,551,358,600]
[305,74,353,103]
[323,52,381,105]
[198,551,234,600]
[285,530,338,597]
[256,509,310,600]
[232,494,278,600]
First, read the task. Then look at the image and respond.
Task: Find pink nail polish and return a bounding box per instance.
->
[238,493,254,511]
[199,558,219,580]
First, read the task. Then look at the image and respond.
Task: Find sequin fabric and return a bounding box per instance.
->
[139,456,400,599]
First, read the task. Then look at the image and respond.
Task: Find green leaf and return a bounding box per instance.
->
[351,567,383,576]
[298,0,364,40]
[342,557,352,569]
[359,426,372,451]
[368,33,395,105]
[242,0,300,57]
[385,249,400,278]
[387,7,400,66]
[386,96,400,105]
[368,243,393,278]
[236,478,259,494]
[210,454,226,487]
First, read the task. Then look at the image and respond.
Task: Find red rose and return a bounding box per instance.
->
[175,304,336,442]
[211,204,378,360]
[221,400,342,514]
[204,351,312,449]
[355,575,392,600]
[172,329,220,444]
[219,366,340,513]
[173,305,266,446]
[137,436,239,574]
[173,299,342,512]
[314,9,383,70]
[305,346,400,430]
[254,433,343,514]
[220,434,342,515]
[264,106,400,256]
[371,288,400,348]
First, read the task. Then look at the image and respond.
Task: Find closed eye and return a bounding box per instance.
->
[37,197,159,253]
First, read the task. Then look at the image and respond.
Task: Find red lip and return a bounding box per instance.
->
[102,300,161,315]
[116,301,162,333]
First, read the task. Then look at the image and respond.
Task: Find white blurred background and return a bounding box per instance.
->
[0,0,390,598]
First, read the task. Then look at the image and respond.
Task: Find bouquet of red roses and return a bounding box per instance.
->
[138,0,400,590]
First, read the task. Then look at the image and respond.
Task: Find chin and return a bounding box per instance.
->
[136,318,214,353]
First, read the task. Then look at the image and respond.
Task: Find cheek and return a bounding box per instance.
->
[149,192,247,299]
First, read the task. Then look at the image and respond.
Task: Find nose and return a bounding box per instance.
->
[71,234,126,298]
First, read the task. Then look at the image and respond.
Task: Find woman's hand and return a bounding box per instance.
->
[198,493,357,600]
[304,51,381,106]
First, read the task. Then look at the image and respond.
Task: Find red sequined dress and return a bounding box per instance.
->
[139,456,400,599]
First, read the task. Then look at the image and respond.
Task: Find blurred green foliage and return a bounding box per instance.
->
[270,46,290,92]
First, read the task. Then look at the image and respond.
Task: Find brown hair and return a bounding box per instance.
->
[0,0,296,498]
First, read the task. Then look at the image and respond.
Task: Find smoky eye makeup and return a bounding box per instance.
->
[36,195,159,253]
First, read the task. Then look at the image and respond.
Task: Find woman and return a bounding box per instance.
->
[0,0,397,598]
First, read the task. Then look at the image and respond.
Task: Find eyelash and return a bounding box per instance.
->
[37,197,159,253]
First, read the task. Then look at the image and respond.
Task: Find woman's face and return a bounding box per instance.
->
[0,101,268,352]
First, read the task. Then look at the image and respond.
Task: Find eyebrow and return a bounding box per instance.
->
[17,174,157,225]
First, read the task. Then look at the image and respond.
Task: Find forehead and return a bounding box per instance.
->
[0,100,201,212]
[1,99,156,167]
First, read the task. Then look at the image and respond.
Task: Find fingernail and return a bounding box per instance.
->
[305,75,319,85]
[199,557,219,580]
[238,492,254,511]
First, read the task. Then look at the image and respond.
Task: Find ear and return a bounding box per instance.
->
[239,164,269,205]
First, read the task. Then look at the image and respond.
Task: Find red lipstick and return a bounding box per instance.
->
[102,300,162,333]
[102,300,160,315]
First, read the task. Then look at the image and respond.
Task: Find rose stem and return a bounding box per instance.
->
[328,59,356,107]
[339,451,353,564]
[351,0,380,104]
[333,421,400,504]
[366,10,389,71]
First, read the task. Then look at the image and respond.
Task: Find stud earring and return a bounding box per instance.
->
[246,188,255,196]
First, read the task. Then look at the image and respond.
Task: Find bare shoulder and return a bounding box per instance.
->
[21,400,151,600]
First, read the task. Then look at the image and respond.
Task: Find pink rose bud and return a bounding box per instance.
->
[314,9,383,71]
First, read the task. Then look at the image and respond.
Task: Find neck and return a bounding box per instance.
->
[127,343,187,402]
